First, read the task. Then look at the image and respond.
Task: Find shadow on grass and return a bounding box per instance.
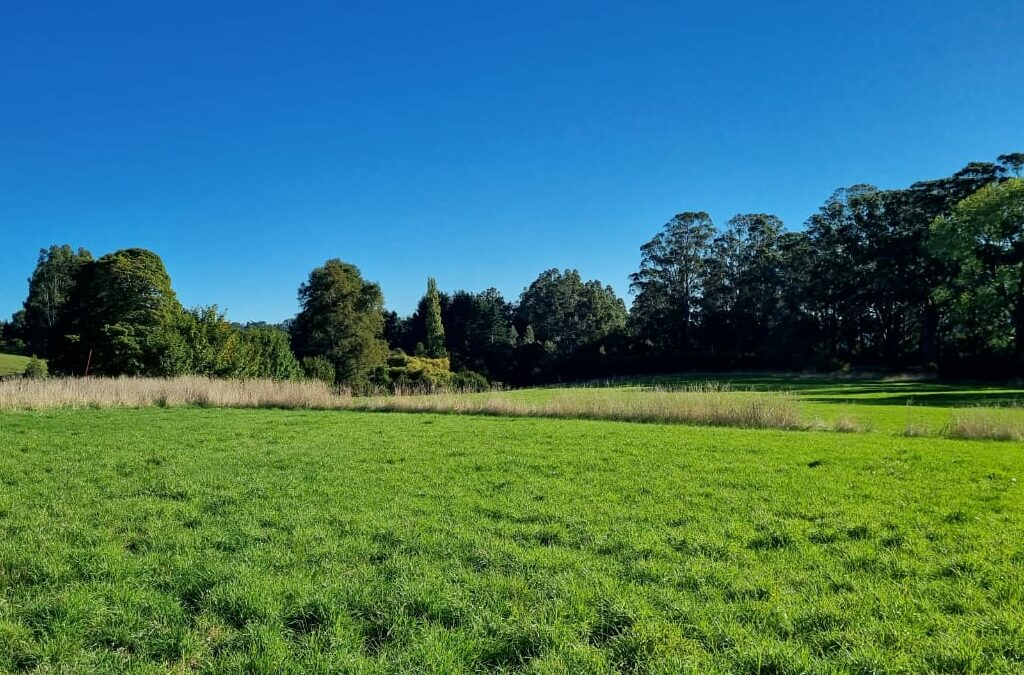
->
[802,390,1024,408]
[614,375,1024,408]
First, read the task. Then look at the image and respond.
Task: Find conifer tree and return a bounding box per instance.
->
[423,277,447,358]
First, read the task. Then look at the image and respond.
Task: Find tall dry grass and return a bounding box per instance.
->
[0,376,809,431]
[350,388,804,429]
[947,407,1024,442]
[0,376,349,411]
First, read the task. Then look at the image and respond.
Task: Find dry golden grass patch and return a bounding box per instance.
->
[4,377,1018,438]
[0,377,807,430]
[0,376,348,411]
[947,407,1024,442]
[350,388,805,430]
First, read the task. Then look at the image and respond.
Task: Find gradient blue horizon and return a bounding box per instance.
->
[2,1,1022,323]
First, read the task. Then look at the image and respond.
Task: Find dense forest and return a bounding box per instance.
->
[3,152,1023,387]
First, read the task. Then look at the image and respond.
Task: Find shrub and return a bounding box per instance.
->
[832,415,866,433]
[23,357,48,379]
[302,356,336,385]
[451,370,490,392]
[387,352,453,391]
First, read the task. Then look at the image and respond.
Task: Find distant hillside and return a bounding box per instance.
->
[0,352,32,376]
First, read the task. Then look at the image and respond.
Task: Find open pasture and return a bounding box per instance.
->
[0,352,31,377]
[0,404,1022,673]
[2,375,1023,440]
[513,375,1024,437]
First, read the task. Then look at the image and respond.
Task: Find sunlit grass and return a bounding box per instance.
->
[0,407,1021,672]
[2,376,1024,438]
[0,352,32,377]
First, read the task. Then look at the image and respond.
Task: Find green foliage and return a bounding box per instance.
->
[630,212,716,356]
[52,248,183,376]
[241,325,304,380]
[998,152,1024,177]
[442,289,516,377]
[518,269,627,355]
[302,356,336,385]
[930,178,1024,360]
[422,277,447,358]
[20,245,92,358]
[623,157,1013,374]
[23,356,48,379]
[8,151,1022,384]
[0,406,1021,672]
[386,351,453,390]
[0,313,27,353]
[451,369,490,392]
[153,308,302,379]
[290,259,388,385]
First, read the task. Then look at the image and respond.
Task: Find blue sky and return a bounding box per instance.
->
[2,1,1022,322]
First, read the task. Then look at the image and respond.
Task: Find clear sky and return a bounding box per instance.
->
[2,1,1022,322]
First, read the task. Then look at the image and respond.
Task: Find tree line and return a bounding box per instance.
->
[2,151,1022,385]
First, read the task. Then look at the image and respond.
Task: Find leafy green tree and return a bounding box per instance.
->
[770,231,818,365]
[729,214,786,360]
[422,277,447,358]
[302,356,336,385]
[630,212,716,359]
[382,310,410,350]
[53,248,182,376]
[518,269,627,356]
[242,325,303,380]
[442,288,516,378]
[21,245,92,357]
[694,214,786,363]
[290,259,388,385]
[930,178,1024,363]
[1,311,27,350]
[999,153,1024,178]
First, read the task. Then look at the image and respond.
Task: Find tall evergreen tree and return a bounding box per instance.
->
[422,277,447,358]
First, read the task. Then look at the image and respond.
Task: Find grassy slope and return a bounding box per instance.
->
[0,352,31,377]
[0,408,1021,673]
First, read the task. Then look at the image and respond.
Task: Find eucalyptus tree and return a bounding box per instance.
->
[629,212,716,359]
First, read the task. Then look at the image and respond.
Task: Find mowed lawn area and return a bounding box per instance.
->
[1,406,1022,673]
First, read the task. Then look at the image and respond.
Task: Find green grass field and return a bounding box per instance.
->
[0,352,32,377]
[498,375,1024,435]
[1,402,1022,673]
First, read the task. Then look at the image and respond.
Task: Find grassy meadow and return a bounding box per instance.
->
[0,352,32,377]
[1,374,1023,440]
[0,384,1022,673]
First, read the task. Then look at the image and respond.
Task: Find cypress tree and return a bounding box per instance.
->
[423,277,447,358]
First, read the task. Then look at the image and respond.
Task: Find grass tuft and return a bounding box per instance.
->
[832,415,866,433]
[946,407,1024,442]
